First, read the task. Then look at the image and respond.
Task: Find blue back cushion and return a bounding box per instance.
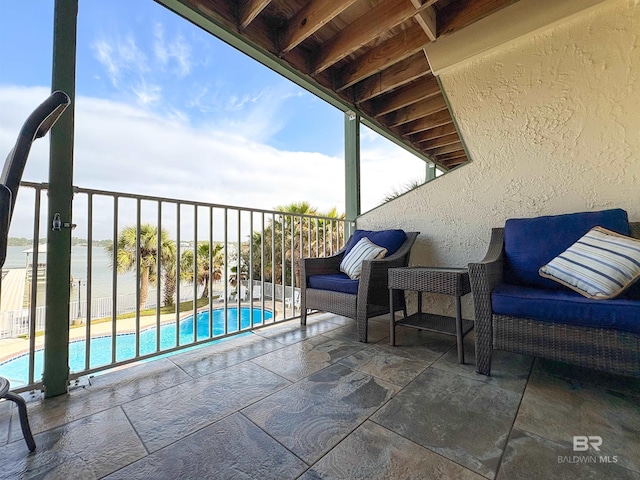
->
[504,209,630,289]
[344,229,406,257]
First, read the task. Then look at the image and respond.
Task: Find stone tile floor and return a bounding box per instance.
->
[1,312,639,479]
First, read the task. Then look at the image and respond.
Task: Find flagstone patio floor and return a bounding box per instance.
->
[1,312,639,479]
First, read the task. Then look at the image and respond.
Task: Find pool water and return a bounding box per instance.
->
[0,307,272,387]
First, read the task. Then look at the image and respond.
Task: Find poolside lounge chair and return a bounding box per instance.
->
[252,285,262,300]
[285,290,300,310]
[0,90,71,452]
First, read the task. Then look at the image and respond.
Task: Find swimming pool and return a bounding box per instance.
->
[0,307,272,387]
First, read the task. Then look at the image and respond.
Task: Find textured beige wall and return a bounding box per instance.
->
[358,0,640,318]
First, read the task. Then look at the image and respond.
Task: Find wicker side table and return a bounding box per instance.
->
[389,267,473,363]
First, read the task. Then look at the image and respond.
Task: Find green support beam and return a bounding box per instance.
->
[43,0,78,397]
[345,111,361,225]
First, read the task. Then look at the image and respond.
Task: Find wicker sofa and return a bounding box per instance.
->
[469,209,640,378]
[301,230,418,342]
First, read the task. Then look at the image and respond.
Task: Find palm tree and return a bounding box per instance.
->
[243,202,346,287]
[106,224,175,310]
[181,242,224,299]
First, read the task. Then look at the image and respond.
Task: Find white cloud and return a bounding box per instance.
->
[0,86,427,238]
[153,22,191,77]
[92,35,148,88]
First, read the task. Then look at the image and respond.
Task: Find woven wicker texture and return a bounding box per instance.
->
[469,221,640,378]
[301,232,419,342]
[389,267,470,296]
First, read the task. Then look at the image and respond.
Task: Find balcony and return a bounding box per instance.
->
[2,0,640,477]
[2,312,638,478]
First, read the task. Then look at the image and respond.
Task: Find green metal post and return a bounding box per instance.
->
[426,162,436,181]
[43,0,78,397]
[345,111,361,230]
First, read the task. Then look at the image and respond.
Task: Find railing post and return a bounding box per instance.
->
[345,111,360,234]
[43,0,78,397]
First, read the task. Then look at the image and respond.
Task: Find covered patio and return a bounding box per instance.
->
[1,0,639,477]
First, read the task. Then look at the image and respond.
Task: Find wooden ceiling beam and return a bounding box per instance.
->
[371,74,439,116]
[409,0,437,40]
[429,142,464,156]
[386,95,448,127]
[239,0,272,30]
[401,109,453,136]
[438,0,517,36]
[278,0,358,55]
[439,152,468,166]
[353,51,430,104]
[311,0,422,75]
[334,22,428,92]
[418,132,461,149]
[409,122,456,143]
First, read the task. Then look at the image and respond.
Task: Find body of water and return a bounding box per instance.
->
[0,306,272,386]
[4,244,138,306]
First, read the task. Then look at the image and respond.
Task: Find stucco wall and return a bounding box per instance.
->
[358,0,640,318]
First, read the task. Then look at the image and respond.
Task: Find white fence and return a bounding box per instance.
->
[0,287,203,339]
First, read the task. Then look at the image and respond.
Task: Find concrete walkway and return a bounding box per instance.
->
[0,269,26,312]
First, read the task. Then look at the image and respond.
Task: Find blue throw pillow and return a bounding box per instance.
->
[344,229,406,256]
[504,209,630,289]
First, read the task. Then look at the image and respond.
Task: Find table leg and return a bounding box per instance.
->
[455,295,464,364]
[389,289,395,346]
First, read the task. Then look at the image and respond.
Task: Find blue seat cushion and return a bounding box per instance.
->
[504,209,630,289]
[308,273,359,295]
[344,229,406,257]
[492,283,640,333]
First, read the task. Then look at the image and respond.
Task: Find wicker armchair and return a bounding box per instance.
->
[301,232,419,342]
[469,222,640,378]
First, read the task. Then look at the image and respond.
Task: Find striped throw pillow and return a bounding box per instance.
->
[340,237,387,280]
[539,226,640,299]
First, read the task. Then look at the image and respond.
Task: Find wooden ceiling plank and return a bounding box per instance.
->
[239,0,272,30]
[189,0,237,30]
[441,157,468,168]
[386,95,448,127]
[334,22,428,92]
[429,142,464,155]
[372,74,439,116]
[401,109,453,136]
[354,51,430,104]
[439,151,468,161]
[438,0,517,36]
[418,132,461,149]
[409,122,456,143]
[439,152,468,164]
[279,0,358,55]
[311,0,423,75]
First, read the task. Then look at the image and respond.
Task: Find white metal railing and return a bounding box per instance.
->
[0,182,353,390]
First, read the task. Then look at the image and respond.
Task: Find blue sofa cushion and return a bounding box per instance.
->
[492,283,640,333]
[344,229,406,257]
[504,209,630,289]
[308,273,359,295]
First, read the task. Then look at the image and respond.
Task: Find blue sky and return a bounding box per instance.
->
[0,0,426,238]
